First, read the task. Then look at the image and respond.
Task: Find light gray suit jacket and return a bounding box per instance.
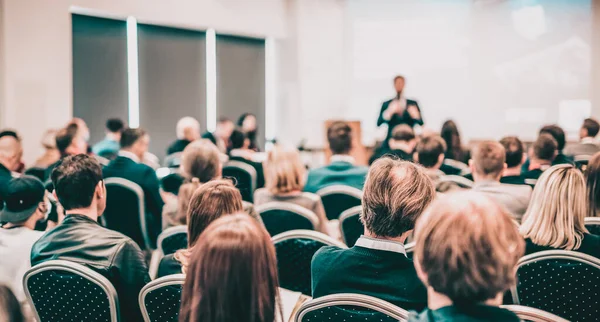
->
[472,180,532,221]
[564,142,600,157]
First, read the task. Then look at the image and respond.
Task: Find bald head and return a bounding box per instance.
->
[0,136,23,171]
[176,117,201,141]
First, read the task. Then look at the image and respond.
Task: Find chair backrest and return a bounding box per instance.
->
[163,152,183,168]
[511,250,600,322]
[501,305,569,322]
[104,177,153,250]
[438,175,474,188]
[339,205,363,247]
[272,230,347,296]
[295,293,409,322]
[24,167,47,181]
[584,217,600,236]
[256,202,319,236]
[157,225,188,256]
[316,185,363,220]
[222,160,257,202]
[139,274,185,322]
[23,260,120,322]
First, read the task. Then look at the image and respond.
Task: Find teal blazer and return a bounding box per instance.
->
[304,161,368,193]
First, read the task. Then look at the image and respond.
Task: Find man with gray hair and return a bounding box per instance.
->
[167,117,201,155]
[311,157,434,310]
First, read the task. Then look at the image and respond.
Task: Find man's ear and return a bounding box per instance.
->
[503,163,508,171]
[96,180,105,200]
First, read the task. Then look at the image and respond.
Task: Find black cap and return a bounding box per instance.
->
[0,175,45,223]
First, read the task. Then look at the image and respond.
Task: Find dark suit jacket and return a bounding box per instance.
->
[228,155,265,189]
[103,156,164,239]
[369,148,413,165]
[201,132,217,145]
[0,163,13,194]
[377,98,423,144]
[166,139,191,156]
[304,161,368,193]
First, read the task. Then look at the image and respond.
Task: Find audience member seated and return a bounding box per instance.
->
[31,155,150,322]
[585,152,600,217]
[180,214,284,322]
[408,192,524,322]
[33,129,60,169]
[304,121,368,193]
[564,118,600,157]
[414,135,447,185]
[369,124,416,164]
[158,180,244,277]
[523,134,557,181]
[202,117,235,153]
[0,285,25,322]
[311,158,434,310]
[520,164,600,258]
[162,179,200,229]
[237,112,260,151]
[440,120,470,164]
[103,128,164,243]
[44,123,88,181]
[92,118,125,159]
[254,145,328,234]
[229,129,265,188]
[498,136,528,185]
[0,176,46,302]
[470,141,531,221]
[167,117,201,156]
[0,133,23,189]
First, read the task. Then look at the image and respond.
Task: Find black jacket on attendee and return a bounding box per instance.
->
[408,305,520,322]
[369,148,413,165]
[521,153,573,174]
[524,235,600,259]
[166,139,191,156]
[157,254,181,278]
[30,214,150,322]
[377,98,423,145]
[201,132,217,145]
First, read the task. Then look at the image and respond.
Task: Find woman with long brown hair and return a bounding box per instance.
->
[440,120,469,164]
[156,179,244,277]
[179,213,282,322]
[585,152,600,217]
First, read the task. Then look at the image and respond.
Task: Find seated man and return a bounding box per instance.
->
[44,123,88,181]
[499,136,528,185]
[103,128,164,245]
[369,124,416,164]
[311,158,434,310]
[564,118,600,157]
[167,117,201,156]
[0,176,46,302]
[523,134,557,181]
[414,135,446,183]
[409,192,524,322]
[202,117,235,153]
[470,141,531,221]
[228,129,264,189]
[304,122,368,193]
[0,133,23,189]
[92,118,125,159]
[31,155,150,322]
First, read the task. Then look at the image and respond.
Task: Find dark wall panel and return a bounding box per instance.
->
[216,35,266,148]
[72,14,128,146]
[138,24,206,160]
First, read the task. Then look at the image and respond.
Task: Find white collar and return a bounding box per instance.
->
[581,137,597,144]
[330,154,355,165]
[118,150,140,163]
[355,235,406,256]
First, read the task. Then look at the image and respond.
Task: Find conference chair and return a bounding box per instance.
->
[104,177,154,250]
[222,160,257,202]
[316,185,362,220]
[574,155,591,172]
[511,250,600,322]
[294,293,409,322]
[501,305,569,322]
[163,152,183,168]
[273,230,346,296]
[442,159,470,175]
[23,260,119,322]
[584,216,600,236]
[139,274,185,322]
[156,225,188,256]
[256,202,319,236]
[339,206,363,247]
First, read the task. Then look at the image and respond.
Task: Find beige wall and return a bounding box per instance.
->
[593,0,600,119]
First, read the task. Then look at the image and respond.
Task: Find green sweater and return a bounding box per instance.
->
[311,244,427,311]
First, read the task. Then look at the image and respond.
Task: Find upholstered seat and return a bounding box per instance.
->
[339,206,363,247]
[223,161,257,202]
[316,185,362,220]
[257,202,319,236]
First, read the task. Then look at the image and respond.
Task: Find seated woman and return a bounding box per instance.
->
[253,145,329,234]
[585,152,600,218]
[180,214,307,322]
[409,191,524,321]
[157,179,244,277]
[520,164,600,258]
[162,179,200,229]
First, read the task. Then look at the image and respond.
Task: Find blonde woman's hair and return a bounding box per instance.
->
[263,145,305,194]
[520,164,589,250]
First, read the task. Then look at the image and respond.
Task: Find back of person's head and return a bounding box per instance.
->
[415,135,446,169]
[521,164,588,250]
[361,158,435,238]
[327,121,353,155]
[230,130,248,150]
[390,124,415,143]
[585,152,600,217]
[41,129,58,150]
[539,125,566,151]
[106,118,125,134]
[499,136,524,169]
[0,285,24,322]
[440,120,463,161]
[0,131,22,171]
[174,180,202,226]
[532,134,557,162]
[181,139,222,183]
[55,123,86,156]
[414,191,524,305]
[119,128,146,149]
[51,154,103,211]
[581,118,600,139]
[180,214,280,322]
[264,145,305,194]
[176,117,201,141]
[216,117,235,138]
[470,141,506,180]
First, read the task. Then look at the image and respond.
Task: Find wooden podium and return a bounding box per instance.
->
[324,120,368,165]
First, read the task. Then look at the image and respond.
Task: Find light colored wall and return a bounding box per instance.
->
[593,0,600,119]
